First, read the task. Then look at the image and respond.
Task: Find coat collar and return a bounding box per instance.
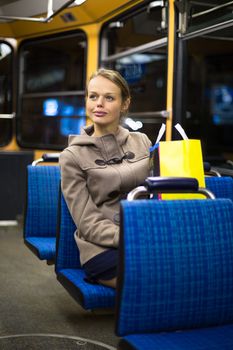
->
[81,124,130,146]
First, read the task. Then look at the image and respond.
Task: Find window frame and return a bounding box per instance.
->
[0,40,14,147]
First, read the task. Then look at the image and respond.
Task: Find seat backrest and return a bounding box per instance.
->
[206,176,233,201]
[24,165,60,238]
[55,191,81,272]
[116,198,233,336]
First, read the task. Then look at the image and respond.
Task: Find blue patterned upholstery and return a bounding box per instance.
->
[24,165,60,261]
[116,198,233,349]
[55,192,116,310]
[120,324,233,350]
[206,176,233,201]
[55,194,79,271]
[25,237,56,260]
[59,269,116,310]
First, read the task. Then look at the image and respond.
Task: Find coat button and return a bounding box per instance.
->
[95,159,106,166]
[113,213,120,225]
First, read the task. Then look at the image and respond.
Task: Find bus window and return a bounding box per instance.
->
[0,42,13,147]
[100,1,168,143]
[181,1,233,36]
[17,31,87,150]
[177,5,233,158]
[185,35,233,157]
[101,1,167,56]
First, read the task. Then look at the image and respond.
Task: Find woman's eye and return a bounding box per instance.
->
[89,94,97,100]
[106,96,114,101]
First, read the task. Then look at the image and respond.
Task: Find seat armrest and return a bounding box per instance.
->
[127,177,215,200]
[32,153,60,165]
[145,176,198,193]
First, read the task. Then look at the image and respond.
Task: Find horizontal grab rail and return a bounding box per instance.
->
[0,113,15,119]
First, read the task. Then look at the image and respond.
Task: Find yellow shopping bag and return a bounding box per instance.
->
[149,124,205,199]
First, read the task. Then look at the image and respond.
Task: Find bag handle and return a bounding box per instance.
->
[155,123,188,144]
[174,124,188,140]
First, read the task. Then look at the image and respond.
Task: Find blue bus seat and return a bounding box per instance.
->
[205,176,233,201]
[116,198,233,349]
[24,165,60,263]
[55,192,116,310]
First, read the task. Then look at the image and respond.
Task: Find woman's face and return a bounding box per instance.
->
[86,75,129,135]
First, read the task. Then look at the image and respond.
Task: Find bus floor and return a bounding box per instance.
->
[0,224,118,350]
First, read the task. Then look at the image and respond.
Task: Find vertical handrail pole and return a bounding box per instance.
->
[47,0,54,18]
[166,0,175,141]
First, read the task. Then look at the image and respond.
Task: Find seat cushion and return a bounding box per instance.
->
[25,237,56,260]
[119,323,233,350]
[57,268,116,310]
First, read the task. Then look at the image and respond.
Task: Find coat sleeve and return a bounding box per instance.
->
[59,149,119,248]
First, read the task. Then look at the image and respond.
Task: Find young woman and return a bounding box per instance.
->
[59,68,151,288]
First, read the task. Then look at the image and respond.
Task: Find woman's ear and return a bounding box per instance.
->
[121,98,131,115]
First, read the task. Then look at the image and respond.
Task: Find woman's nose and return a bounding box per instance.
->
[97,96,104,106]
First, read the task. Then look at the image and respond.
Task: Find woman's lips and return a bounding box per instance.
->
[94,111,107,117]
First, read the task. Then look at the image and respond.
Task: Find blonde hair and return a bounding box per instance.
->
[86,68,131,116]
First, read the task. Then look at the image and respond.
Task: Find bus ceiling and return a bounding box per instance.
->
[0,0,143,38]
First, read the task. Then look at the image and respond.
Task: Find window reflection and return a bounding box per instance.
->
[18,95,86,149]
[115,52,167,113]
